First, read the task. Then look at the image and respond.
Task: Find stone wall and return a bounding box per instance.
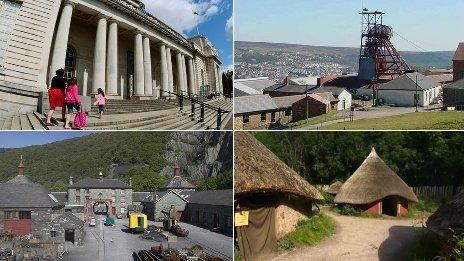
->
[154,193,187,221]
[234,110,291,130]
[183,203,233,236]
[275,196,314,239]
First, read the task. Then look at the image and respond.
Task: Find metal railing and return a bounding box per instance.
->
[160,90,230,130]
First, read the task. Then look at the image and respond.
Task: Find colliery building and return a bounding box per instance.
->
[0,0,223,117]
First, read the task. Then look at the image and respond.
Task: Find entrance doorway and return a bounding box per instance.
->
[213,213,219,229]
[382,196,398,216]
[127,51,134,99]
[93,202,109,216]
[64,229,75,244]
[65,45,77,80]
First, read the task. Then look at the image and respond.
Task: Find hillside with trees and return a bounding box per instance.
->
[0,132,233,192]
[254,132,464,188]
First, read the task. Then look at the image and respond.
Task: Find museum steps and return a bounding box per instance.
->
[0,112,46,130]
[90,99,179,114]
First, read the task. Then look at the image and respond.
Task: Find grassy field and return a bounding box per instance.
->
[322,112,464,130]
[278,213,334,251]
[286,111,340,129]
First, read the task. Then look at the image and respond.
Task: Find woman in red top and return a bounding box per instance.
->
[46,69,66,126]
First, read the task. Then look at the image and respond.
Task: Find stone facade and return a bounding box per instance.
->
[183,203,233,236]
[68,187,133,217]
[142,191,188,221]
[234,110,291,130]
[0,0,223,117]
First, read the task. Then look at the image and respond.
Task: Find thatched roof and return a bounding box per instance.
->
[328,181,343,195]
[234,132,323,200]
[334,148,418,204]
[427,191,464,236]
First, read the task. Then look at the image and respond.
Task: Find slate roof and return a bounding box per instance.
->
[273,94,307,108]
[444,78,464,90]
[0,181,60,209]
[133,192,152,202]
[51,192,68,204]
[180,189,233,206]
[6,175,32,184]
[315,92,339,103]
[234,94,279,114]
[234,88,248,97]
[426,74,453,84]
[264,83,314,94]
[378,72,439,91]
[453,43,464,61]
[69,178,131,189]
[162,176,196,190]
[311,86,349,97]
[290,76,319,86]
[235,78,277,92]
[234,82,262,96]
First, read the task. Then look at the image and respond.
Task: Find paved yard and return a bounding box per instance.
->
[64,218,232,261]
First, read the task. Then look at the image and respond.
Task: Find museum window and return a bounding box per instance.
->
[50,231,57,238]
[0,0,22,71]
[260,112,266,122]
[65,45,77,80]
[242,114,249,123]
[4,211,18,220]
[85,189,90,194]
[76,195,80,203]
[76,189,80,194]
[19,211,31,219]
[284,109,291,116]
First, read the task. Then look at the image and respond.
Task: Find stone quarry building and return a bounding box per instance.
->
[68,172,133,221]
[0,0,223,117]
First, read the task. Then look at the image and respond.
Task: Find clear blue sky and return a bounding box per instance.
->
[0,132,95,148]
[235,0,464,51]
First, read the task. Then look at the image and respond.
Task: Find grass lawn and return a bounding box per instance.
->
[278,213,334,251]
[322,111,464,130]
[407,197,444,219]
[286,111,340,129]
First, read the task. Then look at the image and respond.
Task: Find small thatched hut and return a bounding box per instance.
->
[327,181,343,195]
[427,191,464,237]
[334,148,418,216]
[235,132,323,261]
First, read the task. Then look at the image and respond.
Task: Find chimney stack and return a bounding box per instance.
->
[129,177,133,187]
[17,155,24,176]
[69,176,73,185]
[284,76,290,86]
[99,171,103,181]
[173,164,181,177]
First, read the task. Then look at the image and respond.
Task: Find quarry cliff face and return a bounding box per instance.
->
[161,132,233,179]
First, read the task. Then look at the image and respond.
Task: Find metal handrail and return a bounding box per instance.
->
[160,89,230,130]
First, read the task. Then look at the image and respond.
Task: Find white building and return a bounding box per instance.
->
[311,86,352,110]
[0,0,223,117]
[377,72,442,107]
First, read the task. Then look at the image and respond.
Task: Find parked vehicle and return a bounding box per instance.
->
[89,218,96,227]
[104,216,115,226]
[129,213,147,233]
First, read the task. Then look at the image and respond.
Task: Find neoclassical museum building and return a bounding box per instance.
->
[0,0,224,117]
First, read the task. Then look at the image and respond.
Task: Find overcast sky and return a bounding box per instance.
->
[143,0,233,71]
[235,0,464,52]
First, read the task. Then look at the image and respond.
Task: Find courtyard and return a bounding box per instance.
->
[64,218,233,261]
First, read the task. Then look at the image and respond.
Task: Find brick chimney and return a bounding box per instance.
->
[173,164,181,177]
[69,176,73,185]
[99,171,103,181]
[129,177,133,187]
[17,155,24,176]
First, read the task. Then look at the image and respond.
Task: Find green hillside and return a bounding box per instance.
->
[0,132,232,192]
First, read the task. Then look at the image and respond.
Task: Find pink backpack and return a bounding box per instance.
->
[74,109,87,129]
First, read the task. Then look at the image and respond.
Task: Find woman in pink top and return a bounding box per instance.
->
[64,78,81,129]
[93,88,106,119]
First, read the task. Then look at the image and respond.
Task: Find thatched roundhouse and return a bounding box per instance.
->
[235,132,323,261]
[427,191,464,237]
[334,148,418,216]
[327,181,343,195]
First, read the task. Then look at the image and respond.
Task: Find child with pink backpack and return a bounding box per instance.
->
[64,78,83,129]
[94,88,106,119]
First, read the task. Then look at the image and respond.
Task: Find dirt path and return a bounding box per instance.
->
[272,210,428,261]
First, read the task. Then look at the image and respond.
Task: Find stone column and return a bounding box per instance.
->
[217,65,223,95]
[176,52,184,94]
[143,36,153,96]
[181,54,188,93]
[187,58,195,95]
[49,1,74,81]
[166,47,174,94]
[106,20,118,97]
[134,32,144,96]
[159,44,169,97]
[92,16,107,94]
[213,63,219,94]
